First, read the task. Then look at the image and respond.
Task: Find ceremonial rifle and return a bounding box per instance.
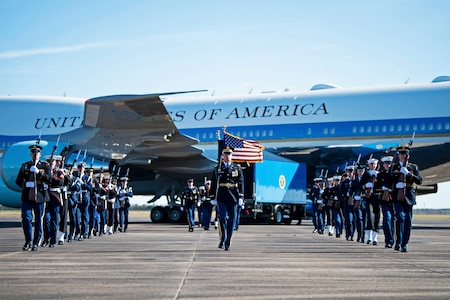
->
[397,132,415,201]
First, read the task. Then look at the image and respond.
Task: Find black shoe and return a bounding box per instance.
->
[218,241,224,249]
[372,241,378,246]
[118,227,123,232]
[40,240,49,247]
[328,232,333,236]
[78,236,83,241]
[350,237,354,241]
[58,241,64,245]
[22,243,31,251]
[336,234,340,238]
[188,227,194,232]
[224,243,230,251]
[401,245,408,253]
[124,228,127,233]
[366,240,371,245]
[49,244,55,248]
[31,244,38,251]
[394,245,400,251]
[313,229,318,233]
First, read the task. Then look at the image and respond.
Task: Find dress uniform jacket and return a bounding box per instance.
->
[210,162,244,204]
[390,162,422,206]
[16,160,52,203]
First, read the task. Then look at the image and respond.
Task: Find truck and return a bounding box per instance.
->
[149,152,308,224]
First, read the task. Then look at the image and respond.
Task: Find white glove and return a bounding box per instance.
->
[179,206,184,211]
[354,195,361,201]
[210,199,217,206]
[26,181,35,188]
[400,167,409,175]
[238,198,243,206]
[197,201,201,207]
[382,186,390,191]
[396,182,404,189]
[30,166,39,174]
[365,182,373,188]
[333,196,338,200]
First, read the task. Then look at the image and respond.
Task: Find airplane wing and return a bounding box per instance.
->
[60,93,216,174]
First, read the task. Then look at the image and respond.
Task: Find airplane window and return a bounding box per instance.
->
[374,126,379,133]
[359,126,364,133]
[445,123,450,130]
[269,130,273,136]
[323,128,328,135]
[255,131,260,137]
[428,123,433,130]
[262,130,266,137]
[249,131,253,138]
[420,124,425,131]
[437,123,442,130]
[397,125,402,132]
[307,128,312,135]
[382,125,387,132]
[209,132,214,139]
[367,126,372,133]
[242,132,247,138]
[405,125,410,131]
[330,128,335,134]
[202,133,207,139]
[413,124,418,131]
[352,126,357,134]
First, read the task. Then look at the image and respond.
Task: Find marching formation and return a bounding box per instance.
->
[310,144,422,252]
[16,143,133,251]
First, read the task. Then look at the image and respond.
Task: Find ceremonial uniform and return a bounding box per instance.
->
[181,179,200,232]
[118,177,133,232]
[58,159,72,245]
[310,178,324,234]
[331,176,343,238]
[67,166,81,242]
[390,145,422,252]
[350,165,367,243]
[210,147,244,251]
[322,178,335,236]
[363,158,381,245]
[42,155,64,247]
[376,156,395,248]
[15,144,52,251]
[200,181,213,230]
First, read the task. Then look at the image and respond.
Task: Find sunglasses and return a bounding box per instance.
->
[30,149,40,154]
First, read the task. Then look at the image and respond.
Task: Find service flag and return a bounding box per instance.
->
[224,131,263,163]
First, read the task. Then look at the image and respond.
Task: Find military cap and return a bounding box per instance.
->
[45,155,62,161]
[29,144,42,152]
[121,176,129,181]
[356,164,365,170]
[313,177,323,182]
[396,145,410,154]
[222,146,233,154]
[187,178,194,182]
[333,175,341,181]
[381,156,394,163]
[77,162,86,168]
[367,158,379,164]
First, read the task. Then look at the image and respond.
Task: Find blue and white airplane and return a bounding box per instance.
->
[1,76,450,208]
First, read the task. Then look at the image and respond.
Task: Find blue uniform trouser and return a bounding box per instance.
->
[119,206,129,229]
[68,204,81,239]
[343,202,355,239]
[217,201,237,246]
[185,202,196,229]
[21,200,45,245]
[88,204,98,235]
[43,202,60,244]
[332,208,343,235]
[98,209,107,234]
[381,203,394,246]
[313,203,324,231]
[354,205,364,241]
[79,201,89,237]
[393,202,413,247]
[201,202,213,229]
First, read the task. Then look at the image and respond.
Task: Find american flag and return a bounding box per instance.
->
[224,132,263,163]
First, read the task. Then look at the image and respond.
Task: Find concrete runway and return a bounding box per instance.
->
[1,212,449,300]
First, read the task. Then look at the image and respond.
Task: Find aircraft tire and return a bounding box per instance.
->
[168,206,183,223]
[150,206,167,223]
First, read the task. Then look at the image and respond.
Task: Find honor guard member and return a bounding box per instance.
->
[350,164,367,243]
[311,177,324,234]
[15,144,52,251]
[200,180,213,230]
[364,158,381,245]
[391,145,422,252]
[342,166,356,241]
[210,146,244,251]
[105,175,118,235]
[95,173,108,236]
[118,176,133,232]
[42,155,64,248]
[377,155,395,248]
[67,165,81,242]
[181,178,200,232]
[322,177,335,236]
[76,163,92,240]
[86,168,99,238]
[58,156,73,245]
[332,175,343,238]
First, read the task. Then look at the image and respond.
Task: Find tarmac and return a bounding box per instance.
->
[1,211,449,300]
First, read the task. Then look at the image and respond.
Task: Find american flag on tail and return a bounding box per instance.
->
[224,131,264,163]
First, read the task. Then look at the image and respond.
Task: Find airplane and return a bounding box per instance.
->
[1,76,450,208]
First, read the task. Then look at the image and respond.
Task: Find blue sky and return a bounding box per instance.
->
[1,0,449,98]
